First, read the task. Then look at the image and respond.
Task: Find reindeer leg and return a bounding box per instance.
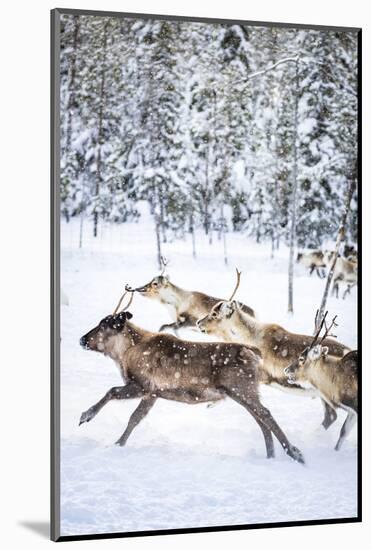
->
[222,388,275,459]
[332,280,339,299]
[309,264,315,276]
[342,284,354,300]
[334,410,357,451]
[223,387,304,464]
[246,397,305,464]
[321,400,338,430]
[159,317,194,334]
[251,416,275,458]
[159,321,180,333]
[79,381,144,425]
[115,397,157,447]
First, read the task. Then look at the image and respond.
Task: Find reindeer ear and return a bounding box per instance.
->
[321,346,329,357]
[117,311,132,322]
[220,301,236,318]
[309,345,322,361]
[163,275,170,285]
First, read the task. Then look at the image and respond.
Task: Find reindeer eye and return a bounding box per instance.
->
[212,312,217,319]
[152,282,158,287]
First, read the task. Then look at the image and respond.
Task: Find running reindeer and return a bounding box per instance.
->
[323,251,358,300]
[296,250,327,278]
[196,270,350,430]
[284,312,358,451]
[126,257,255,334]
[78,287,304,463]
[343,244,358,264]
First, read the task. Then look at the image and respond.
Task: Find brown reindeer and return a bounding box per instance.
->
[196,272,350,430]
[296,250,326,278]
[343,245,358,263]
[323,251,358,299]
[284,314,358,451]
[127,260,255,334]
[78,292,304,463]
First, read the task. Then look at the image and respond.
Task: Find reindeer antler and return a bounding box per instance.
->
[310,310,338,350]
[228,268,242,302]
[318,314,338,345]
[311,310,327,347]
[112,284,134,315]
[160,255,169,276]
[124,284,136,292]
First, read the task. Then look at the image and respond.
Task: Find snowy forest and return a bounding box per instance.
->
[60,15,358,263]
[58,15,359,536]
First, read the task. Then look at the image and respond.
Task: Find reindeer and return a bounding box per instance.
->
[127,257,255,334]
[323,251,358,299]
[196,271,350,430]
[343,244,358,263]
[296,250,326,278]
[78,289,304,464]
[284,314,358,451]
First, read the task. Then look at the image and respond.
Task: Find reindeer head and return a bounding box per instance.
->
[284,344,329,383]
[284,311,337,383]
[80,287,134,353]
[127,275,170,299]
[197,300,240,337]
[197,269,242,338]
[126,257,170,300]
[80,311,133,352]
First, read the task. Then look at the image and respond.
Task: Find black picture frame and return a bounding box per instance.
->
[51,7,362,542]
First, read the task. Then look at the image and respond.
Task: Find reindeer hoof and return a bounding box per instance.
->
[288,445,305,464]
[114,438,126,447]
[79,409,94,425]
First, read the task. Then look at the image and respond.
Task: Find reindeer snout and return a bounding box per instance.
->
[133,284,149,293]
[80,335,89,348]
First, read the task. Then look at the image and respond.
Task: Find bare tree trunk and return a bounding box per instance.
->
[78,174,88,248]
[203,140,211,237]
[154,214,162,270]
[192,230,197,259]
[190,212,196,259]
[65,16,80,153]
[315,180,355,329]
[93,22,108,238]
[79,209,84,249]
[159,180,167,243]
[220,204,228,265]
[223,228,228,266]
[288,59,299,314]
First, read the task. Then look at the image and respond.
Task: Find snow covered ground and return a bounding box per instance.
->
[59,211,358,536]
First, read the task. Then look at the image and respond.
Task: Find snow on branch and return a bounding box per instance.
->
[232,56,299,87]
[247,55,299,80]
